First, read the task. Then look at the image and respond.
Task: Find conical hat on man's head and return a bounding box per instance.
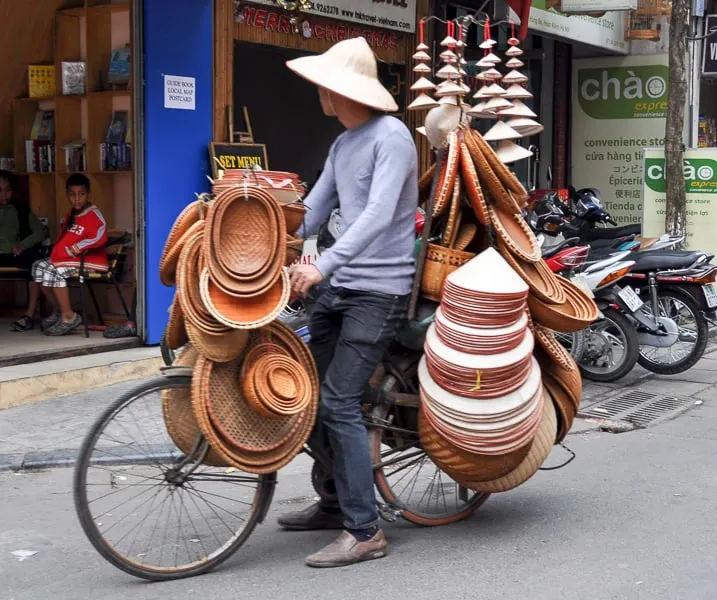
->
[286,37,398,112]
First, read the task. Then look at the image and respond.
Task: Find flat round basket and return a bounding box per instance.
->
[200,267,291,330]
[159,200,203,287]
[165,297,188,350]
[161,346,226,467]
[209,186,283,279]
[497,239,566,305]
[527,275,599,333]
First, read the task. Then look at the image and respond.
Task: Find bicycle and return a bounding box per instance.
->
[73,322,490,581]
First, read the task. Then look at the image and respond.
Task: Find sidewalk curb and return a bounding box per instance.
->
[1,449,83,473]
[0,353,162,411]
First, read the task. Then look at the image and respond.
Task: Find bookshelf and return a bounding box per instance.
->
[10,0,135,321]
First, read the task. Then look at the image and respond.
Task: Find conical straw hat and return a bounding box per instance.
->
[498,100,537,118]
[478,68,503,81]
[436,64,461,79]
[435,80,464,97]
[484,120,522,141]
[503,84,533,99]
[483,96,513,111]
[507,117,545,136]
[411,77,437,91]
[413,63,432,74]
[286,37,398,112]
[424,103,462,149]
[496,140,533,164]
[408,93,439,110]
[467,102,496,118]
[502,70,529,84]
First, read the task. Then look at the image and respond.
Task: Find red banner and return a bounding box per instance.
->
[237,6,399,50]
[505,0,532,40]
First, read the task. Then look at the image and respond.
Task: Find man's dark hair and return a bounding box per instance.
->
[66,173,90,193]
[0,169,12,185]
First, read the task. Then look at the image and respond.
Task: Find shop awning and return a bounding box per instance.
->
[505,0,532,40]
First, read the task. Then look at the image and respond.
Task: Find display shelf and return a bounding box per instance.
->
[8,1,136,321]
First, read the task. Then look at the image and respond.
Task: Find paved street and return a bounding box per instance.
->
[1,356,717,599]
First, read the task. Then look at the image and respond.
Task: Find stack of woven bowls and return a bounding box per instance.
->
[158,183,319,474]
[419,248,556,492]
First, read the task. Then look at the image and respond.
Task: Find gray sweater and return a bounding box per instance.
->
[299,115,418,296]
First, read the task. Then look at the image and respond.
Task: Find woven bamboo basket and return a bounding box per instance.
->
[421,243,476,302]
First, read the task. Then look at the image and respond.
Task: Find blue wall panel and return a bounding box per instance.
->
[143,0,213,344]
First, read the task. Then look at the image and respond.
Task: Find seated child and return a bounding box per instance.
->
[13,173,108,336]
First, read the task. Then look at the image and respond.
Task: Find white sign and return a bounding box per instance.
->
[560,0,637,12]
[163,74,196,111]
[247,0,415,32]
[520,2,628,54]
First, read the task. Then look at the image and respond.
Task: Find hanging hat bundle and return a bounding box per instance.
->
[489,23,543,164]
[470,17,510,120]
[408,19,439,111]
[159,186,319,474]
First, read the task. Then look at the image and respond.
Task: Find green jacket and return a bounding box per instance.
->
[0,203,46,254]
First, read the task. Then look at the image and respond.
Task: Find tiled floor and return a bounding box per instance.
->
[0,318,138,366]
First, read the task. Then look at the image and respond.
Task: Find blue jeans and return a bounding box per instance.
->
[308,285,409,531]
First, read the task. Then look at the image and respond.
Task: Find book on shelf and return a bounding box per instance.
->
[28,65,55,98]
[62,61,86,95]
[107,45,131,86]
[106,110,129,144]
[25,140,55,173]
[100,142,132,171]
[30,110,55,141]
[62,140,86,172]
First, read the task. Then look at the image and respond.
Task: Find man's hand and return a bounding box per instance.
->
[65,245,76,257]
[11,243,24,256]
[289,264,323,297]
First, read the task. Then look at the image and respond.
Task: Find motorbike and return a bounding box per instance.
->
[532,190,715,376]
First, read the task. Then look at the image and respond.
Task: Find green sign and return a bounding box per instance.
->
[642,148,717,253]
[645,157,717,194]
[577,65,669,119]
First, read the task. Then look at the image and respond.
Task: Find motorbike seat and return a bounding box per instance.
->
[583,223,642,241]
[628,250,705,272]
[589,235,634,249]
[541,237,581,259]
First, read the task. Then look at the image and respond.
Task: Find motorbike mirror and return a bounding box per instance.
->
[546,167,553,184]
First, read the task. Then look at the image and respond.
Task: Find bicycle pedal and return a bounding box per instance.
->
[377,502,402,523]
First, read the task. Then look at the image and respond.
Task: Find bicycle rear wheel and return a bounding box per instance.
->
[73,375,275,581]
[369,375,490,526]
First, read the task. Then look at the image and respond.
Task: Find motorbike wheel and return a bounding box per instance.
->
[579,307,640,383]
[554,330,586,362]
[638,290,709,375]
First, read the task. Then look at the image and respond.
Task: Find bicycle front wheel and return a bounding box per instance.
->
[73,375,276,581]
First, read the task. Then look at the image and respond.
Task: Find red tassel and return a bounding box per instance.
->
[484,16,490,41]
[419,19,424,43]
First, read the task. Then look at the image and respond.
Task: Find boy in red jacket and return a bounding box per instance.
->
[22,174,108,336]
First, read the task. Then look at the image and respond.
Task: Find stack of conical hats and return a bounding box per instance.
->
[159,181,319,473]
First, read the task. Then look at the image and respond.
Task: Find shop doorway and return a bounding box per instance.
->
[0,1,140,366]
[233,42,345,188]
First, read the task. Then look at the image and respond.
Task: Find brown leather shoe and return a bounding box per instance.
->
[305,530,388,568]
[278,502,344,531]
